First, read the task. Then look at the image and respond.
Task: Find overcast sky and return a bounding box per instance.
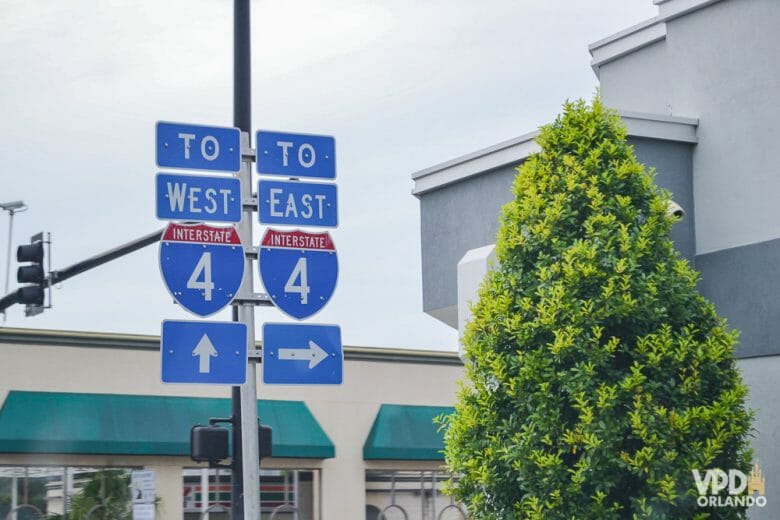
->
[0,0,657,350]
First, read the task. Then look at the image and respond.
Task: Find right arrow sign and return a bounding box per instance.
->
[262,323,343,385]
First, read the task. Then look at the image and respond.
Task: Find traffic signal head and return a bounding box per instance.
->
[190,425,229,463]
[16,235,47,308]
[16,286,44,306]
[17,265,44,284]
[17,242,43,263]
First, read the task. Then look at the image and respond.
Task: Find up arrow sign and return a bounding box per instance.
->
[278,341,328,369]
[192,334,218,373]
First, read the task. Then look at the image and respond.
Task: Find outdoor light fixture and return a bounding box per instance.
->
[0,201,26,211]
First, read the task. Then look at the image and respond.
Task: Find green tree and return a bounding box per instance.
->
[69,471,131,520]
[442,98,754,519]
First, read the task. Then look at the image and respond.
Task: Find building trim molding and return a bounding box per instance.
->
[411,112,698,196]
[654,0,725,20]
[0,327,462,366]
[590,0,725,75]
[589,18,666,74]
[411,130,540,196]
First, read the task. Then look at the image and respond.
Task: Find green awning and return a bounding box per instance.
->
[363,404,454,460]
[0,391,334,459]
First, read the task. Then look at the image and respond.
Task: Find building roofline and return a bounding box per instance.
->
[411,111,698,197]
[0,327,462,366]
[589,0,726,76]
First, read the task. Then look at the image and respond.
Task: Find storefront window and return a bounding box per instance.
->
[365,470,467,520]
[0,466,135,519]
[183,468,319,519]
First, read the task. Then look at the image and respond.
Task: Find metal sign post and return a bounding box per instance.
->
[235,131,261,519]
[233,1,260,517]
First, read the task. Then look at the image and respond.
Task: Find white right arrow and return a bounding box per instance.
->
[278,341,328,369]
[192,334,218,373]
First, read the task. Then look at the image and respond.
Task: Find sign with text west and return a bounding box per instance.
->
[159,223,245,317]
[258,229,338,320]
[258,179,337,228]
[161,320,247,384]
[256,130,336,179]
[156,173,241,223]
[262,323,342,385]
[156,121,241,173]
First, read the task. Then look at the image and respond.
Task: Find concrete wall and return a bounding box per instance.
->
[599,40,671,115]
[0,334,464,520]
[419,164,516,324]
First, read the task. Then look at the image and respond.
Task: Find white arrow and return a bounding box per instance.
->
[192,334,218,373]
[278,341,328,369]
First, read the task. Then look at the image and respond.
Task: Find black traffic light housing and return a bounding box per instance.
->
[190,420,273,467]
[16,233,49,313]
[191,425,230,463]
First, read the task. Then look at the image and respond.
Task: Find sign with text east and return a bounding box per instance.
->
[258,229,338,320]
[256,130,335,179]
[159,223,244,317]
[161,320,247,384]
[262,323,342,385]
[258,179,337,228]
[156,173,241,223]
[156,121,241,173]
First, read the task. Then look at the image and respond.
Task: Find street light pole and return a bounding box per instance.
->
[1,201,27,316]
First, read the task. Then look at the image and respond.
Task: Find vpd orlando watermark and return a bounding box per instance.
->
[693,462,766,508]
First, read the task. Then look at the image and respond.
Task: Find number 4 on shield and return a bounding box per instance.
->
[285,258,310,304]
[187,252,214,301]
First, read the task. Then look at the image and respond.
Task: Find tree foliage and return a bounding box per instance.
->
[442,98,754,519]
[69,470,131,520]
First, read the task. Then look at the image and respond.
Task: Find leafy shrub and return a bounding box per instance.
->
[442,98,753,519]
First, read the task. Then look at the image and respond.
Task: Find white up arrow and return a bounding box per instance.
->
[192,334,218,373]
[278,341,328,369]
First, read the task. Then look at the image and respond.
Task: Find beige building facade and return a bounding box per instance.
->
[0,327,465,519]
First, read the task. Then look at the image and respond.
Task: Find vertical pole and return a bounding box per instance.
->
[4,210,14,294]
[234,2,260,518]
[231,311,244,519]
[201,468,210,520]
[11,475,18,520]
[235,132,260,518]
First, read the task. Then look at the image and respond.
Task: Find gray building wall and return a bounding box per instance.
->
[597,0,780,361]
[599,40,671,116]
[420,164,516,323]
[738,355,779,520]
[600,0,780,255]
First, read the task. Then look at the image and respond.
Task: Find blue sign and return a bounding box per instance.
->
[258,180,338,228]
[259,229,338,320]
[159,223,245,317]
[256,130,336,179]
[156,173,241,223]
[156,121,241,173]
[161,320,247,384]
[262,323,342,385]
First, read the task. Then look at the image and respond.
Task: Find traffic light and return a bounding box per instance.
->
[16,233,47,311]
[191,425,230,464]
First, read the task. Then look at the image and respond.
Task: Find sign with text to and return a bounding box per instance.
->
[159,223,244,317]
[258,179,337,228]
[161,320,247,384]
[156,173,241,223]
[156,121,241,172]
[256,130,335,179]
[262,323,342,385]
[259,229,338,320]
